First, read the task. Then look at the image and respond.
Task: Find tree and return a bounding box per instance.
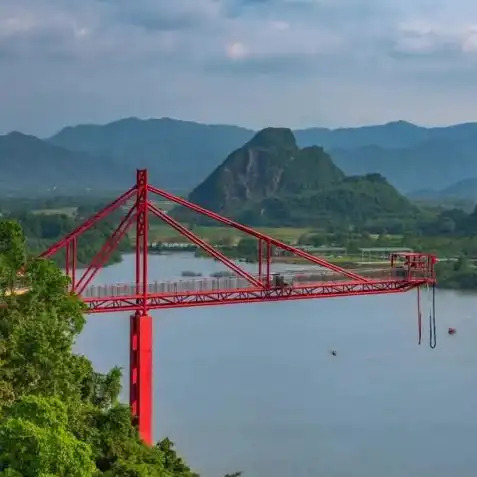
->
[157,438,199,477]
[0,220,25,271]
[0,395,96,477]
[454,254,470,272]
[215,235,234,247]
[330,232,348,247]
[298,233,326,247]
[236,238,257,256]
[0,221,25,292]
[0,254,87,405]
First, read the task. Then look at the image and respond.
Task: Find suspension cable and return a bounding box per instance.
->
[429,283,437,349]
[417,286,422,345]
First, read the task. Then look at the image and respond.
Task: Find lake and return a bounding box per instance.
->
[75,253,477,477]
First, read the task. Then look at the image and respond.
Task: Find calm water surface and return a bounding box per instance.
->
[75,253,477,477]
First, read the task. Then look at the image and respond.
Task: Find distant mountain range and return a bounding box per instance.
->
[1,116,477,197]
[47,118,253,195]
[0,132,130,196]
[408,178,477,201]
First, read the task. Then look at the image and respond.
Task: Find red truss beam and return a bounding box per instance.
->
[65,238,77,289]
[82,277,430,313]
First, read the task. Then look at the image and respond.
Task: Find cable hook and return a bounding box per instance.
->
[417,286,422,345]
[429,283,437,349]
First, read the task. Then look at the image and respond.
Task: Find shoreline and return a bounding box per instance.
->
[144,250,476,292]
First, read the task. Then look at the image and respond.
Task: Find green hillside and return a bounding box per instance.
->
[48,117,254,193]
[174,128,419,229]
[0,132,130,196]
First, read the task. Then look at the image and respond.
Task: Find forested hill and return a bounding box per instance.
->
[48,117,253,193]
[0,132,130,196]
[186,127,345,212]
[172,128,419,230]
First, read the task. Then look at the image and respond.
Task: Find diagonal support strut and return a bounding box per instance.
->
[147,185,369,282]
[74,204,137,295]
[148,201,263,288]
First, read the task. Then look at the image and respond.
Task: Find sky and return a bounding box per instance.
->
[1,0,477,136]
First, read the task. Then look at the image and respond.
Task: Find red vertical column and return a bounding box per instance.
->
[266,241,271,286]
[130,169,153,445]
[130,311,153,445]
[258,239,263,281]
[72,238,76,290]
[65,239,77,293]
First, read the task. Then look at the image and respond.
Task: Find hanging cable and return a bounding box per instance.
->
[416,287,421,344]
[429,283,437,349]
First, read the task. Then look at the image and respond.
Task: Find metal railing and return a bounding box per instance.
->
[82,267,412,299]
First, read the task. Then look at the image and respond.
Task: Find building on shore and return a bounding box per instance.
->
[274,245,347,257]
[359,247,413,260]
[149,242,198,251]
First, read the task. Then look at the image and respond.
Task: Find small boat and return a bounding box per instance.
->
[330,350,337,356]
[448,327,456,335]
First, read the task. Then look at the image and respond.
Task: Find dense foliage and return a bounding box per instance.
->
[435,256,477,290]
[235,174,420,229]
[0,220,204,476]
[0,196,120,215]
[0,201,131,267]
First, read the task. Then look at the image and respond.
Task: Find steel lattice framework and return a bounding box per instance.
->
[38,169,437,446]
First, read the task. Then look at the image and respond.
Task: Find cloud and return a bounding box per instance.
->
[225,42,249,60]
[1,0,477,136]
[96,0,221,31]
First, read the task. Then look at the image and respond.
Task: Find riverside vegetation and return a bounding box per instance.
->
[8,192,476,290]
[0,219,243,476]
[0,198,130,268]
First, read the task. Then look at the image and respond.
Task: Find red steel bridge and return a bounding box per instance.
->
[37,169,437,446]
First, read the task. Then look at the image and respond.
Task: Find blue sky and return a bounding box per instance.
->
[1,0,477,135]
